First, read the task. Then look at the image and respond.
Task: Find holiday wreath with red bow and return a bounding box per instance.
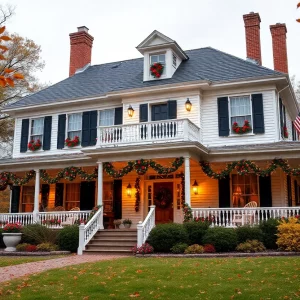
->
[232,120,251,134]
[150,62,164,78]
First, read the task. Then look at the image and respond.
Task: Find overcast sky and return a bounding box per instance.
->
[5,0,300,85]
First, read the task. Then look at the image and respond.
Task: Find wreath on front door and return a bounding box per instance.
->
[154,187,172,209]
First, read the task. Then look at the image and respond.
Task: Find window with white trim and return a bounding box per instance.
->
[99,109,114,126]
[67,113,82,139]
[232,174,259,207]
[229,95,252,133]
[30,118,44,142]
[150,54,166,75]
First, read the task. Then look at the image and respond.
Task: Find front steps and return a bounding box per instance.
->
[83,229,137,255]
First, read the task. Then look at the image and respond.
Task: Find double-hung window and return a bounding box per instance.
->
[30,118,44,142]
[150,54,166,75]
[99,109,114,126]
[67,113,82,139]
[229,96,252,133]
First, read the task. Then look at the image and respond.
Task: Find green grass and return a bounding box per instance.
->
[0,257,300,299]
[0,255,68,267]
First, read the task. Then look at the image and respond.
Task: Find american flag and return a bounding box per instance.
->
[294,113,300,134]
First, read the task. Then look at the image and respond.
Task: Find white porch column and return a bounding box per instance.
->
[97,162,104,229]
[33,169,40,222]
[184,156,191,206]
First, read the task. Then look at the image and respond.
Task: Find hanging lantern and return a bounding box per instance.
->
[185,98,192,111]
[126,183,132,197]
[192,180,199,195]
[127,105,134,117]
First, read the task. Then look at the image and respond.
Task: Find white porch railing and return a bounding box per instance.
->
[137,205,156,247]
[78,207,103,255]
[192,207,300,227]
[97,118,201,147]
[0,213,34,227]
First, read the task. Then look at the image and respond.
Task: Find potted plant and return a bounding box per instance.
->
[2,223,23,252]
[122,219,132,229]
[113,219,122,229]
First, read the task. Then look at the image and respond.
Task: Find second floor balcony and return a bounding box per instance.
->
[96,118,201,148]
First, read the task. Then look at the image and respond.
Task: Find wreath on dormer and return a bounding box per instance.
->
[150,62,164,78]
[232,120,252,134]
[28,139,42,151]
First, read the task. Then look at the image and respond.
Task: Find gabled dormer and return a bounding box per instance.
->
[136,30,188,82]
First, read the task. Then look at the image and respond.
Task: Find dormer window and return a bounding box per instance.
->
[150,54,166,77]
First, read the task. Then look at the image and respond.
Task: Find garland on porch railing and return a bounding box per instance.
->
[40,167,98,184]
[0,170,36,190]
[134,177,141,212]
[103,157,184,178]
[200,158,300,179]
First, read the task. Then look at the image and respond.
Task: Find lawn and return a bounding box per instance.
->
[0,255,68,267]
[0,257,300,299]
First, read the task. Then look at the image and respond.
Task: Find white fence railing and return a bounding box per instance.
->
[192,207,300,227]
[78,207,103,255]
[0,211,92,228]
[97,119,201,147]
[137,205,156,247]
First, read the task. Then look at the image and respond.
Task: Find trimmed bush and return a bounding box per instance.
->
[57,225,79,252]
[276,217,300,252]
[259,218,280,249]
[183,221,209,245]
[203,244,216,253]
[147,223,189,252]
[203,227,238,252]
[236,240,266,253]
[16,243,30,252]
[235,225,263,244]
[170,243,188,254]
[22,224,58,245]
[37,243,58,252]
[184,244,204,254]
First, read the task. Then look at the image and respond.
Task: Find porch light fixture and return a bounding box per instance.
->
[126,183,132,197]
[185,98,192,112]
[192,180,199,195]
[127,105,134,117]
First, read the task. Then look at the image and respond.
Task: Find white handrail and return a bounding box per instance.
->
[137,205,155,247]
[77,207,103,255]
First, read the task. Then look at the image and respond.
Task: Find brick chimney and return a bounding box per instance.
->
[69,26,94,76]
[243,12,262,65]
[270,23,288,73]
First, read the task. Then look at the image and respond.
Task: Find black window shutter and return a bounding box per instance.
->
[218,176,230,207]
[81,112,90,147]
[294,180,298,205]
[20,119,29,152]
[279,98,284,137]
[57,114,66,149]
[114,107,123,125]
[292,121,296,141]
[252,94,265,134]
[140,104,148,122]
[259,176,272,207]
[217,97,229,136]
[43,116,52,150]
[11,186,20,213]
[283,105,287,129]
[167,100,177,119]
[89,110,97,146]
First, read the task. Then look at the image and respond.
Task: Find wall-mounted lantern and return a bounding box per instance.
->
[126,183,132,197]
[127,105,134,117]
[185,98,192,112]
[192,180,199,195]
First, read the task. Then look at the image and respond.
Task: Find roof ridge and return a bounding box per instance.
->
[91,56,143,68]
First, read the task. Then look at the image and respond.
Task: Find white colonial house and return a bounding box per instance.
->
[0,12,300,254]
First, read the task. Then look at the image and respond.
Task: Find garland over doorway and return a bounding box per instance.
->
[200,158,300,179]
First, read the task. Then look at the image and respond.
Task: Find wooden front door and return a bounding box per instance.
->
[154,182,173,223]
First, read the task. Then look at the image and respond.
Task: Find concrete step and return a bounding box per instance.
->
[94,232,137,238]
[89,240,136,246]
[92,237,137,242]
[83,249,132,255]
[85,244,133,251]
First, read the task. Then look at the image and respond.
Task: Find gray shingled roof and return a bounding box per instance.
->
[6,47,284,109]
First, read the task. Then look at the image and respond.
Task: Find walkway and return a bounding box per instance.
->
[0,254,128,282]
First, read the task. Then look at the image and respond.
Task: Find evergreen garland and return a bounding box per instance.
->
[134,177,141,212]
[0,170,36,190]
[200,158,300,179]
[103,157,184,178]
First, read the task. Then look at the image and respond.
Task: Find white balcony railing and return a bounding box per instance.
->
[97,119,201,147]
[192,207,300,227]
